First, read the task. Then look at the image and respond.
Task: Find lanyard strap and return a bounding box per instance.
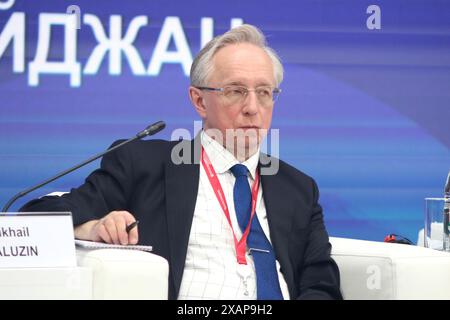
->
[201,147,260,265]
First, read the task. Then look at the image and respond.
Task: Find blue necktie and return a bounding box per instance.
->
[230,164,283,300]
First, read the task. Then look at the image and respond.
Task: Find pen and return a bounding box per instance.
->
[126,220,139,233]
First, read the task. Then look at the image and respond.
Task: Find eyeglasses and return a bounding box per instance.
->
[195,85,281,107]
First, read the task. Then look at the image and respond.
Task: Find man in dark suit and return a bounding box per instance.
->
[21,24,342,300]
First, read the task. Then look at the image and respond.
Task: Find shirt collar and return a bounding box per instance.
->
[201,130,260,179]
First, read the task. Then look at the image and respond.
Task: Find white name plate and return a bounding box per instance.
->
[0,212,76,268]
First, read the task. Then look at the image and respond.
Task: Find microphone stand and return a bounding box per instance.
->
[2,121,165,212]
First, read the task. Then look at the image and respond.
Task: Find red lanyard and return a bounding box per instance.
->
[201,147,260,265]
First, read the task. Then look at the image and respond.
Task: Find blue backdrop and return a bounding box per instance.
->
[1,0,449,243]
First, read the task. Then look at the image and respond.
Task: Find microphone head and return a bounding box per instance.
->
[137,121,166,138]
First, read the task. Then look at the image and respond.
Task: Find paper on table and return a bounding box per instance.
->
[75,239,152,252]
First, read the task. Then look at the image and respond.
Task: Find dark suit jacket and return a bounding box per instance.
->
[21,138,342,300]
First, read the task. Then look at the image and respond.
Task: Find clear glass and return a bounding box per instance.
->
[424,198,447,251]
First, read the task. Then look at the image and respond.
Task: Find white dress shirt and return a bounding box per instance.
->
[177,131,290,300]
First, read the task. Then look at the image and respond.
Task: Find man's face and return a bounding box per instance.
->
[190,43,277,158]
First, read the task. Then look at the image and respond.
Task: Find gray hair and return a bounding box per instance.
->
[190,24,283,87]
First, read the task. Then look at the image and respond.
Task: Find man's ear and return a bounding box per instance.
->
[189,86,207,119]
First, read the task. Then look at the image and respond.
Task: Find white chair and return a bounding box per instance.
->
[4,236,450,299]
[76,248,169,299]
[330,237,450,299]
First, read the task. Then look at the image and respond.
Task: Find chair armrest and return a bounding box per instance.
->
[330,237,450,299]
[0,267,92,299]
[76,248,169,300]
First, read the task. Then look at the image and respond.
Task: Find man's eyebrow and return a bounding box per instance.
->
[224,81,273,87]
[225,81,246,86]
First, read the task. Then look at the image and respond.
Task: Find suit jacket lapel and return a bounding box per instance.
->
[165,138,200,298]
[260,154,296,297]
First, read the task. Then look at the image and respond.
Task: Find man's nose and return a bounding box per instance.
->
[242,91,259,115]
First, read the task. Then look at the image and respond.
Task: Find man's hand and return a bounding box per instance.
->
[74,211,139,245]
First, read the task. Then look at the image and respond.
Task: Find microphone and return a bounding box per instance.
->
[2,121,166,212]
